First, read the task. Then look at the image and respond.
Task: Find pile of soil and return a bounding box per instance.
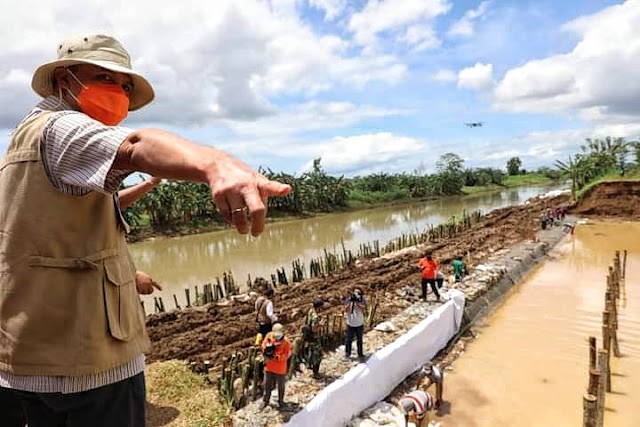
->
[145,194,569,367]
[572,181,640,217]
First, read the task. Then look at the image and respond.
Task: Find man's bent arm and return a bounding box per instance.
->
[113,128,290,236]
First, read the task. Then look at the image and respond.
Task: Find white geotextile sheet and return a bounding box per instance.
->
[285,290,465,427]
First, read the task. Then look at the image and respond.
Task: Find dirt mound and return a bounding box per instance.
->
[145,194,569,367]
[573,181,640,217]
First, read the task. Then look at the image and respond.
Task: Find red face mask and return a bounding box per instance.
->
[67,70,130,125]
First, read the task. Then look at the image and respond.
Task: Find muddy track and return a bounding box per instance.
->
[146,194,568,366]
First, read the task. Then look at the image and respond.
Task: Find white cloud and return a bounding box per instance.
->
[447,0,491,38]
[299,132,425,175]
[348,0,451,52]
[0,0,407,128]
[307,0,347,21]
[493,0,640,124]
[430,69,457,82]
[400,25,441,51]
[457,62,494,90]
[223,101,409,138]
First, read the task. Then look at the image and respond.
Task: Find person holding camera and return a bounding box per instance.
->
[343,287,367,360]
[260,323,292,410]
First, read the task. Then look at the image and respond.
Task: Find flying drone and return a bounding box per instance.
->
[464,122,484,128]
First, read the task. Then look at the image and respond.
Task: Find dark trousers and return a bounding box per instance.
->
[258,322,272,336]
[8,373,145,427]
[421,278,440,299]
[0,386,26,427]
[263,371,286,405]
[345,325,364,357]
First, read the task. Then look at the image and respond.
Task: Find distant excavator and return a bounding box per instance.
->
[465,122,484,128]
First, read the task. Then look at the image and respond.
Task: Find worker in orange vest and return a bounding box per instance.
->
[260,323,292,410]
[417,252,441,301]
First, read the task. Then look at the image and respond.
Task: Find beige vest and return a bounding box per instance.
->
[0,111,149,376]
[256,296,272,324]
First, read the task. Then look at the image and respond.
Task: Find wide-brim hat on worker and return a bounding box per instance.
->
[31,34,154,111]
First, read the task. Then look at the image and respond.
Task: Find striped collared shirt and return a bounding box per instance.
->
[0,96,145,394]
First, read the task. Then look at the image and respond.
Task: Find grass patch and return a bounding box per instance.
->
[462,184,502,194]
[575,171,640,201]
[503,173,553,187]
[146,360,231,427]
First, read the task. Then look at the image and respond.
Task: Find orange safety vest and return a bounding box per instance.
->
[261,333,292,375]
[418,258,438,279]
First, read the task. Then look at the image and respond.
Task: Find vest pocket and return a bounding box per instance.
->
[104,257,139,341]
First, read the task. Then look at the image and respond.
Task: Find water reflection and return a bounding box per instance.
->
[130,186,553,302]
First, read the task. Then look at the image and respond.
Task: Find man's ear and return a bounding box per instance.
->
[53,67,70,90]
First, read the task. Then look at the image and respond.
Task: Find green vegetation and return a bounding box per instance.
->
[575,169,640,201]
[503,173,553,187]
[555,137,638,198]
[146,360,230,427]
[506,156,522,176]
[123,152,560,239]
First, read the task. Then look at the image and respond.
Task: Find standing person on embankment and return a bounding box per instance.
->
[260,323,292,410]
[418,252,441,301]
[255,288,278,338]
[343,287,367,360]
[452,255,466,282]
[0,34,290,427]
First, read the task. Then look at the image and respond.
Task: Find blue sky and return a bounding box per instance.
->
[1,0,637,177]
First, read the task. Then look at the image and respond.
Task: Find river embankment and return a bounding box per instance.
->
[144,181,637,427]
[144,190,569,367]
[232,215,575,427]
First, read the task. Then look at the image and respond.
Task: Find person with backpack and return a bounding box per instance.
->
[255,288,277,337]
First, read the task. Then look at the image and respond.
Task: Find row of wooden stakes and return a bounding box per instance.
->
[582,249,627,427]
[142,209,485,316]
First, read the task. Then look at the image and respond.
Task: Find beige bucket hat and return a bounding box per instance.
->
[31,34,154,111]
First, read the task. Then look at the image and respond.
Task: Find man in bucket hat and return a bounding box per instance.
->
[0,34,290,426]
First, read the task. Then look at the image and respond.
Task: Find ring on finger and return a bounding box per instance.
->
[232,206,248,214]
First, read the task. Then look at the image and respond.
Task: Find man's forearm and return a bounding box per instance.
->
[118,178,159,209]
[112,128,291,236]
[114,128,217,182]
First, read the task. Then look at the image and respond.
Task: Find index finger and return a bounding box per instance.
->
[152,281,163,291]
[243,189,267,236]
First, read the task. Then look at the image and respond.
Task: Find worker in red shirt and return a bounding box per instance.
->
[417,252,441,301]
[260,323,292,410]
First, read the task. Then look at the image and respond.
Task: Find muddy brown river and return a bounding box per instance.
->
[130,186,554,305]
[434,221,640,427]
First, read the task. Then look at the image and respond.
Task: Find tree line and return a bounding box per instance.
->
[122,149,573,235]
[554,137,640,197]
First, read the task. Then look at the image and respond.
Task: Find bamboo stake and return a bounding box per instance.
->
[622,249,627,279]
[602,323,611,392]
[588,369,600,396]
[596,349,608,427]
[589,336,597,370]
[185,288,191,307]
[583,393,598,427]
